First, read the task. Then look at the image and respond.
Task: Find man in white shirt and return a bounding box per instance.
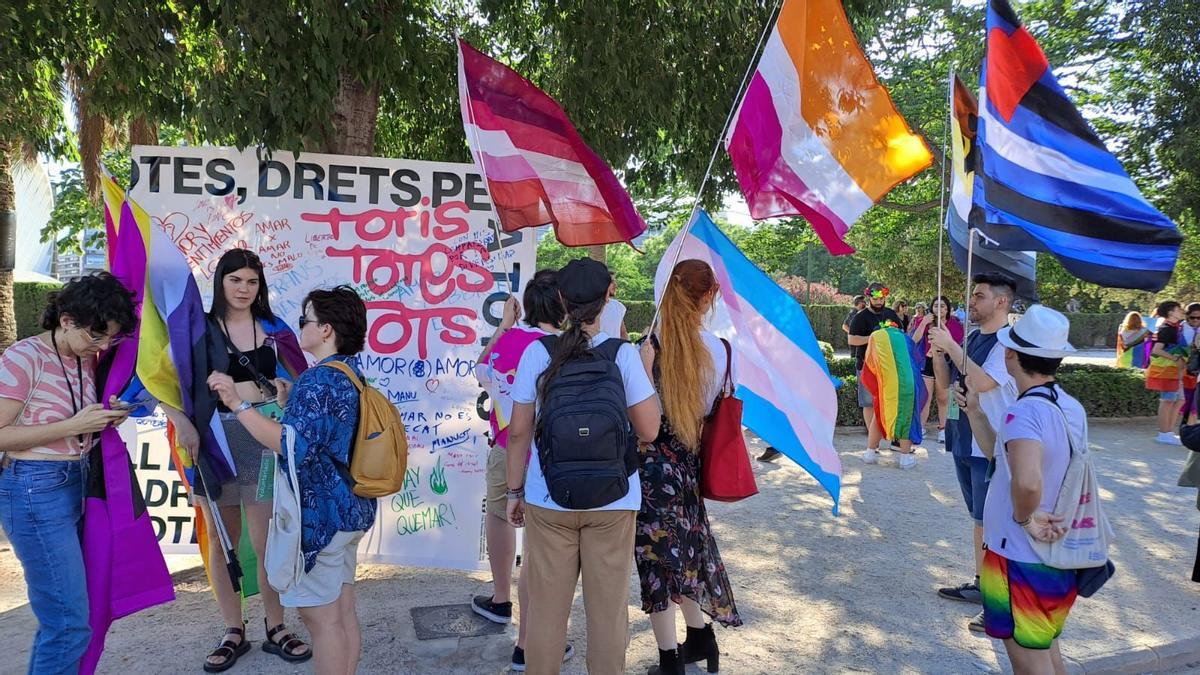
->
[929,273,1019,631]
[957,305,1088,675]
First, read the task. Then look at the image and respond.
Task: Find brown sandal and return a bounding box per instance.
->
[203,626,251,673]
[263,620,312,663]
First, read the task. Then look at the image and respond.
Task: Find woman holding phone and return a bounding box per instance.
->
[0,273,137,673]
[161,249,310,671]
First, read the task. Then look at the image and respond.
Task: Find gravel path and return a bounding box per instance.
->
[2,419,1198,674]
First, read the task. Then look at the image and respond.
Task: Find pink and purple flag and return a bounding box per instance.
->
[457,39,647,248]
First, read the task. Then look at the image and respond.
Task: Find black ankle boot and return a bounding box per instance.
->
[647,647,685,675]
[680,623,720,673]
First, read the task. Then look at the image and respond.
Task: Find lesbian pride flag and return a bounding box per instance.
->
[458,39,647,247]
[655,211,841,512]
[726,0,932,255]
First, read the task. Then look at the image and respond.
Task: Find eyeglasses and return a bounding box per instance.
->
[297,316,322,331]
[78,326,126,347]
[1187,315,1200,321]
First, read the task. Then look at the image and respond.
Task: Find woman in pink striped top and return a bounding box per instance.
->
[0,273,136,673]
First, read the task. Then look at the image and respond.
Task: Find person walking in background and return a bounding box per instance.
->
[1146,300,1187,445]
[893,299,911,333]
[208,285,377,675]
[1115,311,1150,369]
[911,296,964,445]
[598,273,629,339]
[504,258,660,675]
[0,273,137,674]
[847,283,904,465]
[636,260,741,675]
[841,295,866,337]
[1180,304,1200,425]
[473,270,575,672]
[929,272,1019,633]
[160,249,311,671]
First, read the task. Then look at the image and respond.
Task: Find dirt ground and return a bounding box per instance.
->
[3,420,1199,674]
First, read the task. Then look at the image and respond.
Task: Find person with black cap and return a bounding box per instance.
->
[847,283,905,465]
[503,258,661,675]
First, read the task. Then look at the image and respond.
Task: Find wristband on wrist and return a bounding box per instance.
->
[1013,513,1032,527]
[233,400,253,414]
[505,487,525,500]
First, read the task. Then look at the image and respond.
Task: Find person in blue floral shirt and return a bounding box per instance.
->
[209,285,375,675]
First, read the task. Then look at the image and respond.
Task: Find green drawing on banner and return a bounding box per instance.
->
[430,457,448,495]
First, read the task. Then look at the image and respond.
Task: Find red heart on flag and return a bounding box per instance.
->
[986,26,1049,123]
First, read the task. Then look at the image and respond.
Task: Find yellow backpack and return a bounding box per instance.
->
[321,361,408,498]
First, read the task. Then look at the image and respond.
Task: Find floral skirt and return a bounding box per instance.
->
[635,423,742,627]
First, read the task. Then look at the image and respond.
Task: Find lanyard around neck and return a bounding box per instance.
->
[51,328,86,447]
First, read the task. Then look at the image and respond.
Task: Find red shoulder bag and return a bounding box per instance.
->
[699,339,758,502]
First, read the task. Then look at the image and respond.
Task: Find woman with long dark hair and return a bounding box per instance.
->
[910,296,964,444]
[162,248,310,671]
[0,273,137,673]
[636,259,741,675]
[504,258,660,675]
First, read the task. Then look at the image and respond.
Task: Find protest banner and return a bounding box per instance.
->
[128,146,535,571]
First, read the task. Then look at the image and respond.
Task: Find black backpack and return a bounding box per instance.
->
[535,335,637,509]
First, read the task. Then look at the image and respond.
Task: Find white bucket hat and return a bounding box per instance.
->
[997,304,1077,358]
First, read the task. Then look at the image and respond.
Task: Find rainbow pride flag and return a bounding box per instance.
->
[655,211,841,512]
[725,0,932,255]
[457,39,647,247]
[861,326,927,443]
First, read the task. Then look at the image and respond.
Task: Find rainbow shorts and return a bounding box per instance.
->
[981,549,1078,649]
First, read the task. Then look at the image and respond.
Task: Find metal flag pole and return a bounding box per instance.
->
[192,465,243,594]
[936,69,955,331]
[648,0,783,336]
[960,227,977,375]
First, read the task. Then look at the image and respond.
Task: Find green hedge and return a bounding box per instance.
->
[833,363,1157,425]
[14,282,61,339]
[625,300,654,334]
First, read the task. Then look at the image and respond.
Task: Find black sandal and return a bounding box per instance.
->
[203,626,251,673]
[263,620,312,663]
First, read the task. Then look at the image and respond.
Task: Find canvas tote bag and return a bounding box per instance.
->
[266,424,305,593]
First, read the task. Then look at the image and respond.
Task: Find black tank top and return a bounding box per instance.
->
[225,344,278,383]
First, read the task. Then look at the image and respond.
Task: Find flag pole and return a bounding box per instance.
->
[961,227,976,374]
[648,0,784,335]
[936,70,954,331]
[458,41,515,294]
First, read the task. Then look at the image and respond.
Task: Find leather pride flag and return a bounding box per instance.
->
[973,0,1181,291]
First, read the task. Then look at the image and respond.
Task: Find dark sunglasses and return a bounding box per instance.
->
[1188,315,1200,321]
[297,316,322,330]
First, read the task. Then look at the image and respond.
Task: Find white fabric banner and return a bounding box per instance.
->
[129,146,534,571]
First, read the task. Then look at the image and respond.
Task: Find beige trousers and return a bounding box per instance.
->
[523,505,636,675]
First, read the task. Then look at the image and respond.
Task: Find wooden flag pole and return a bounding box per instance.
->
[936,69,954,331]
[649,0,783,335]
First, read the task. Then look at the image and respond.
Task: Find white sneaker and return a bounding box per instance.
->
[899,453,918,470]
[937,429,946,444]
[862,448,879,464]
[1156,432,1183,446]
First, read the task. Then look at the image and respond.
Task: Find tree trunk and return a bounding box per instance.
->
[0,143,17,351]
[319,70,379,156]
[128,115,158,146]
[587,244,607,264]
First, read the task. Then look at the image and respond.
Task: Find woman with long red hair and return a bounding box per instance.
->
[636,259,741,675]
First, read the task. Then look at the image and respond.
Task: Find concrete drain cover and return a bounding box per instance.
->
[410,603,507,640]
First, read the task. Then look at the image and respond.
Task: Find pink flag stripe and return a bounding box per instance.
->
[458,39,647,245]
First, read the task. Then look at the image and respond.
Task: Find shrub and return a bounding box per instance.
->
[829,357,857,378]
[14,282,61,339]
[624,300,655,334]
[817,340,834,361]
[777,276,854,305]
[803,304,854,350]
[837,375,862,426]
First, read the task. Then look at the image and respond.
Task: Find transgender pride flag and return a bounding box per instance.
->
[458,39,647,247]
[725,0,932,255]
[655,212,841,511]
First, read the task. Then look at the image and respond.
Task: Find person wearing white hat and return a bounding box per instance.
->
[955,305,1087,675]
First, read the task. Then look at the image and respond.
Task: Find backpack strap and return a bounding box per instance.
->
[320,360,364,390]
[1018,387,1083,458]
[593,337,626,362]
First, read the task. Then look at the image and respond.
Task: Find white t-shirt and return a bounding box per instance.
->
[671,332,737,415]
[511,332,655,512]
[983,385,1086,564]
[972,341,1019,459]
[599,299,627,337]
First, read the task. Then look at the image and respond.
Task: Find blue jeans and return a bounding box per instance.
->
[0,460,91,674]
